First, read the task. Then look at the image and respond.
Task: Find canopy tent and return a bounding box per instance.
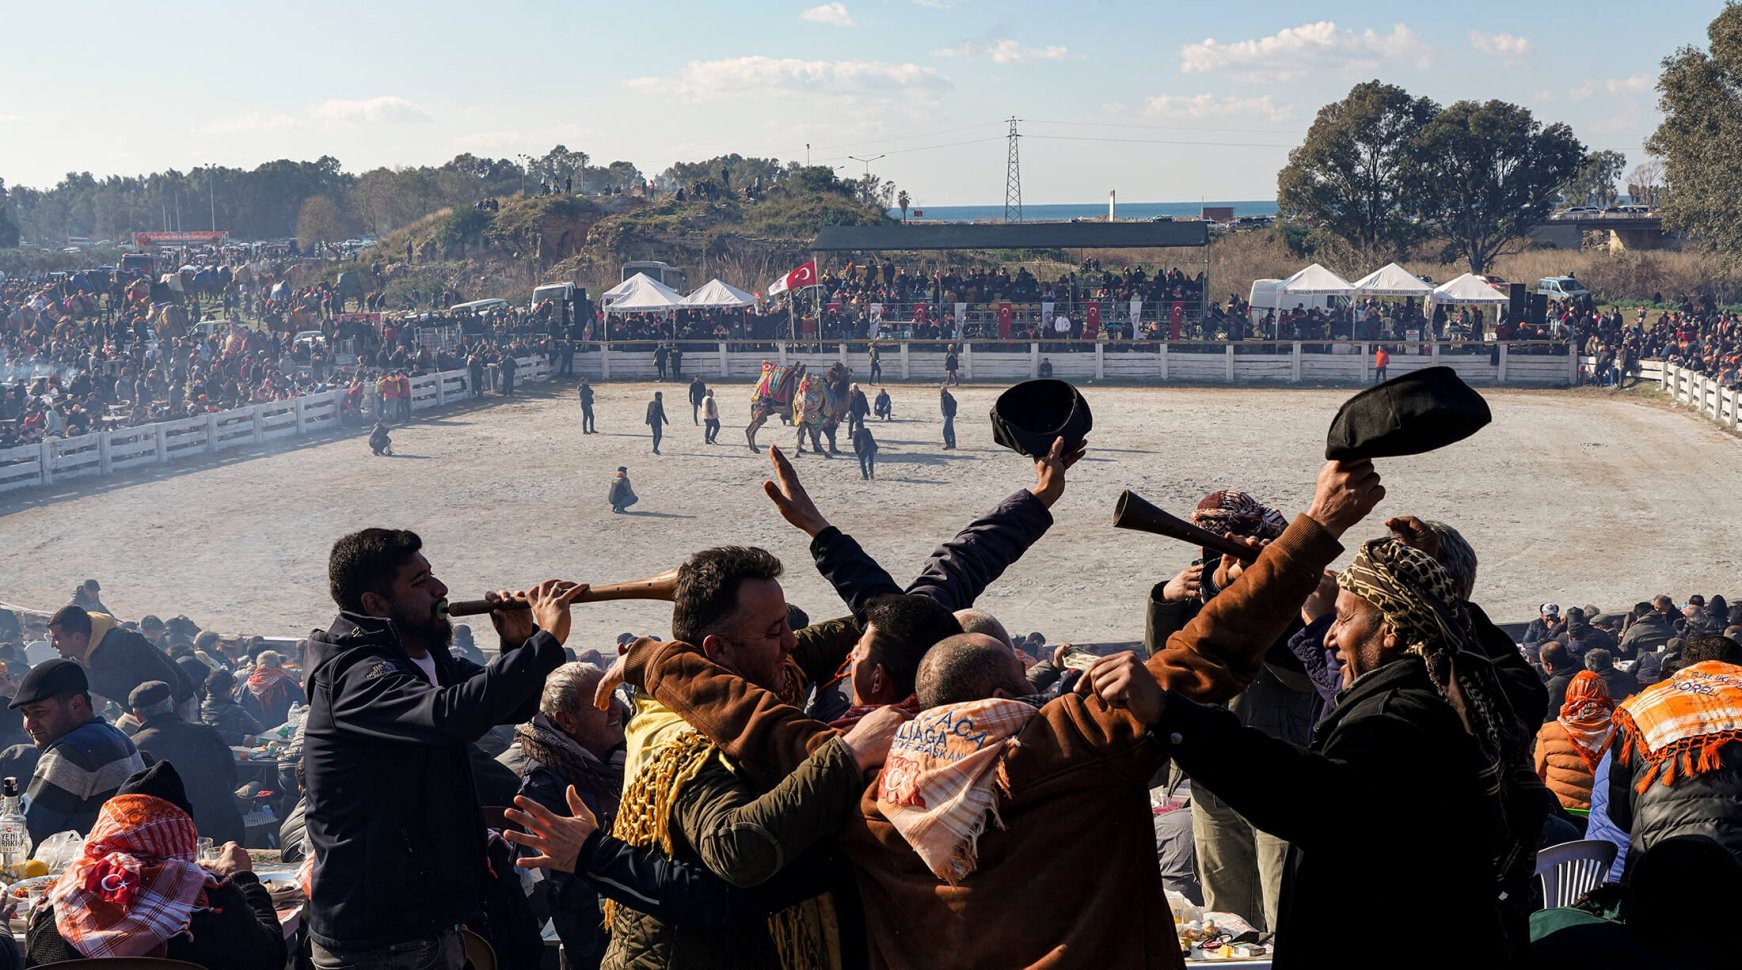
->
[1278,263,1355,295]
[681,279,756,308]
[1352,262,1433,297]
[600,272,682,311]
[1430,273,1509,305]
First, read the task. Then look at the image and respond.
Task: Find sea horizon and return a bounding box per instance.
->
[886,199,1279,223]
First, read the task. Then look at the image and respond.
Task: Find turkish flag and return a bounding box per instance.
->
[1084,302,1101,340]
[768,259,818,297]
[914,303,928,323]
[998,302,1013,339]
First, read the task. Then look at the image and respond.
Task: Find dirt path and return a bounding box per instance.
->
[4,382,1737,644]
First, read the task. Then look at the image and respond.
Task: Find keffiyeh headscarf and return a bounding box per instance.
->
[1557,671,1617,771]
[1192,490,1287,542]
[50,794,224,959]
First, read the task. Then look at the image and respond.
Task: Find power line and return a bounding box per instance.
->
[1024,118,1303,136]
[797,122,1005,155]
[809,136,1004,163]
[1027,133,1296,149]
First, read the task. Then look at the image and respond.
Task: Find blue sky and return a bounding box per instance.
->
[0,1,1720,205]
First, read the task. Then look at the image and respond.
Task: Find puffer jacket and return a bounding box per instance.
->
[1608,737,1742,872]
[1534,720,1598,810]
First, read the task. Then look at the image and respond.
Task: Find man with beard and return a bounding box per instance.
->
[302,528,589,970]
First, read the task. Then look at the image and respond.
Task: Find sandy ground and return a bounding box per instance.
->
[4,379,1740,645]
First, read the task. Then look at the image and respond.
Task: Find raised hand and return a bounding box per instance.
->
[763,445,831,537]
[526,580,592,648]
[1028,436,1088,509]
[1383,515,1441,559]
[503,786,598,874]
[1304,459,1385,538]
[1072,651,1166,724]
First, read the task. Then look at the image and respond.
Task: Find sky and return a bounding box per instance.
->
[0,1,1721,207]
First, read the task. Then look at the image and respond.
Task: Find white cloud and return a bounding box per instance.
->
[801,3,856,27]
[194,113,299,135]
[626,57,950,103]
[1469,30,1532,58]
[934,39,1068,63]
[1180,21,1430,82]
[1142,94,1292,123]
[309,96,433,126]
[1570,75,1652,101]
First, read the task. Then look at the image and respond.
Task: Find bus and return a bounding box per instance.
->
[621,260,686,292]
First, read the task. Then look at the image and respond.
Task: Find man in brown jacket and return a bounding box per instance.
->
[515,459,1382,969]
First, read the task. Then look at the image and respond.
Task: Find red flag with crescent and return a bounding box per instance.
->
[767,259,818,297]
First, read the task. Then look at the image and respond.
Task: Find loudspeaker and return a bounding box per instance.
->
[1528,293,1548,326]
[1508,283,1526,324]
[572,288,593,339]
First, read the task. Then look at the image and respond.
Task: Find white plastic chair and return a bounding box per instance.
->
[1535,838,1618,909]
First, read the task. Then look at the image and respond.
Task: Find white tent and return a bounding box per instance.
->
[681,279,756,308]
[601,272,682,311]
[1431,273,1509,305]
[1352,262,1434,297]
[1278,263,1355,295]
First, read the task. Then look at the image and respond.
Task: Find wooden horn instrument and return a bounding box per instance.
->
[441,567,681,617]
[1111,490,1260,563]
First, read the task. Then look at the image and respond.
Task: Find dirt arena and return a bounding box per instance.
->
[4,380,1738,644]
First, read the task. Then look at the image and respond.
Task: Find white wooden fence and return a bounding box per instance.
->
[0,357,552,496]
[576,339,1579,386]
[1658,361,1742,433]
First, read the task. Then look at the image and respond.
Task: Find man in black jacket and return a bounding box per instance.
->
[646,390,669,455]
[687,374,707,424]
[47,606,197,715]
[302,528,587,970]
[128,680,244,845]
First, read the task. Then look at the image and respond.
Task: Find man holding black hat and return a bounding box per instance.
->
[302,528,585,970]
[129,680,244,844]
[11,658,144,842]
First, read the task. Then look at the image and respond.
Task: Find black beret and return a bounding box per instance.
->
[990,379,1093,459]
[1326,366,1491,461]
[117,761,194,815]
[128,680,173,710]
[8,659,90,709]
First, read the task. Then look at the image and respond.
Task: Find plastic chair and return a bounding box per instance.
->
[1535,838,1618,909]
[35,960,206,969]
[461,926,497,970]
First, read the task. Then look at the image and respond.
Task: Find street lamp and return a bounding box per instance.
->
[847,154,886,180]
[206,163,217,232]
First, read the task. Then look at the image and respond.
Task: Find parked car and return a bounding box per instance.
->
[1481,274,1509,292]
[1555,206,1602,219]
[293,329,328,351]
[1536,276,1592,301]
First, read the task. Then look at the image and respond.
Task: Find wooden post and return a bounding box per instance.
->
[205,412,220,452]
[1159,342,1169,381]
[1497,343,1509,384]
[1094,343,1105,380]
[153,424,167,464]
[1030,341,1039,378]
[1292,342,1303,383]
[39,441,53,486]
[719,342,729,377]
[98,432,112,474]
[1224,344,1235,382]
[900,342,911,379]
[963,342,974,381]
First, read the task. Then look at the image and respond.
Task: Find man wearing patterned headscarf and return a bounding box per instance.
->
[1155,536,1542,965]
[1145,489,1315,934]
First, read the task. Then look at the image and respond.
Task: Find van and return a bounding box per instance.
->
[449,298,512,315]
[1536,277,1591,301]
[531,282,574,308]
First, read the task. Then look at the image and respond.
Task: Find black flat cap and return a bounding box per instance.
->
[1326,366,1491,461]
[117,761,194,815]
[128,680,172,711]
[990,379,1093,458]
[8,658,88,709]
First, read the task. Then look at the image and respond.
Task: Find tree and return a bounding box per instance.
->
[296,194,345,249]
[1276,80,1439,262]
[1627,159,1667,205]
[1563,149,1628,206]
[897,189,911,223]
[0,179,18,248]
[1409,99,1585,273]
[1648,3,1742,256]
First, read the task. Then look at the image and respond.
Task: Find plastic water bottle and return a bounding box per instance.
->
[0,777,32,872]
